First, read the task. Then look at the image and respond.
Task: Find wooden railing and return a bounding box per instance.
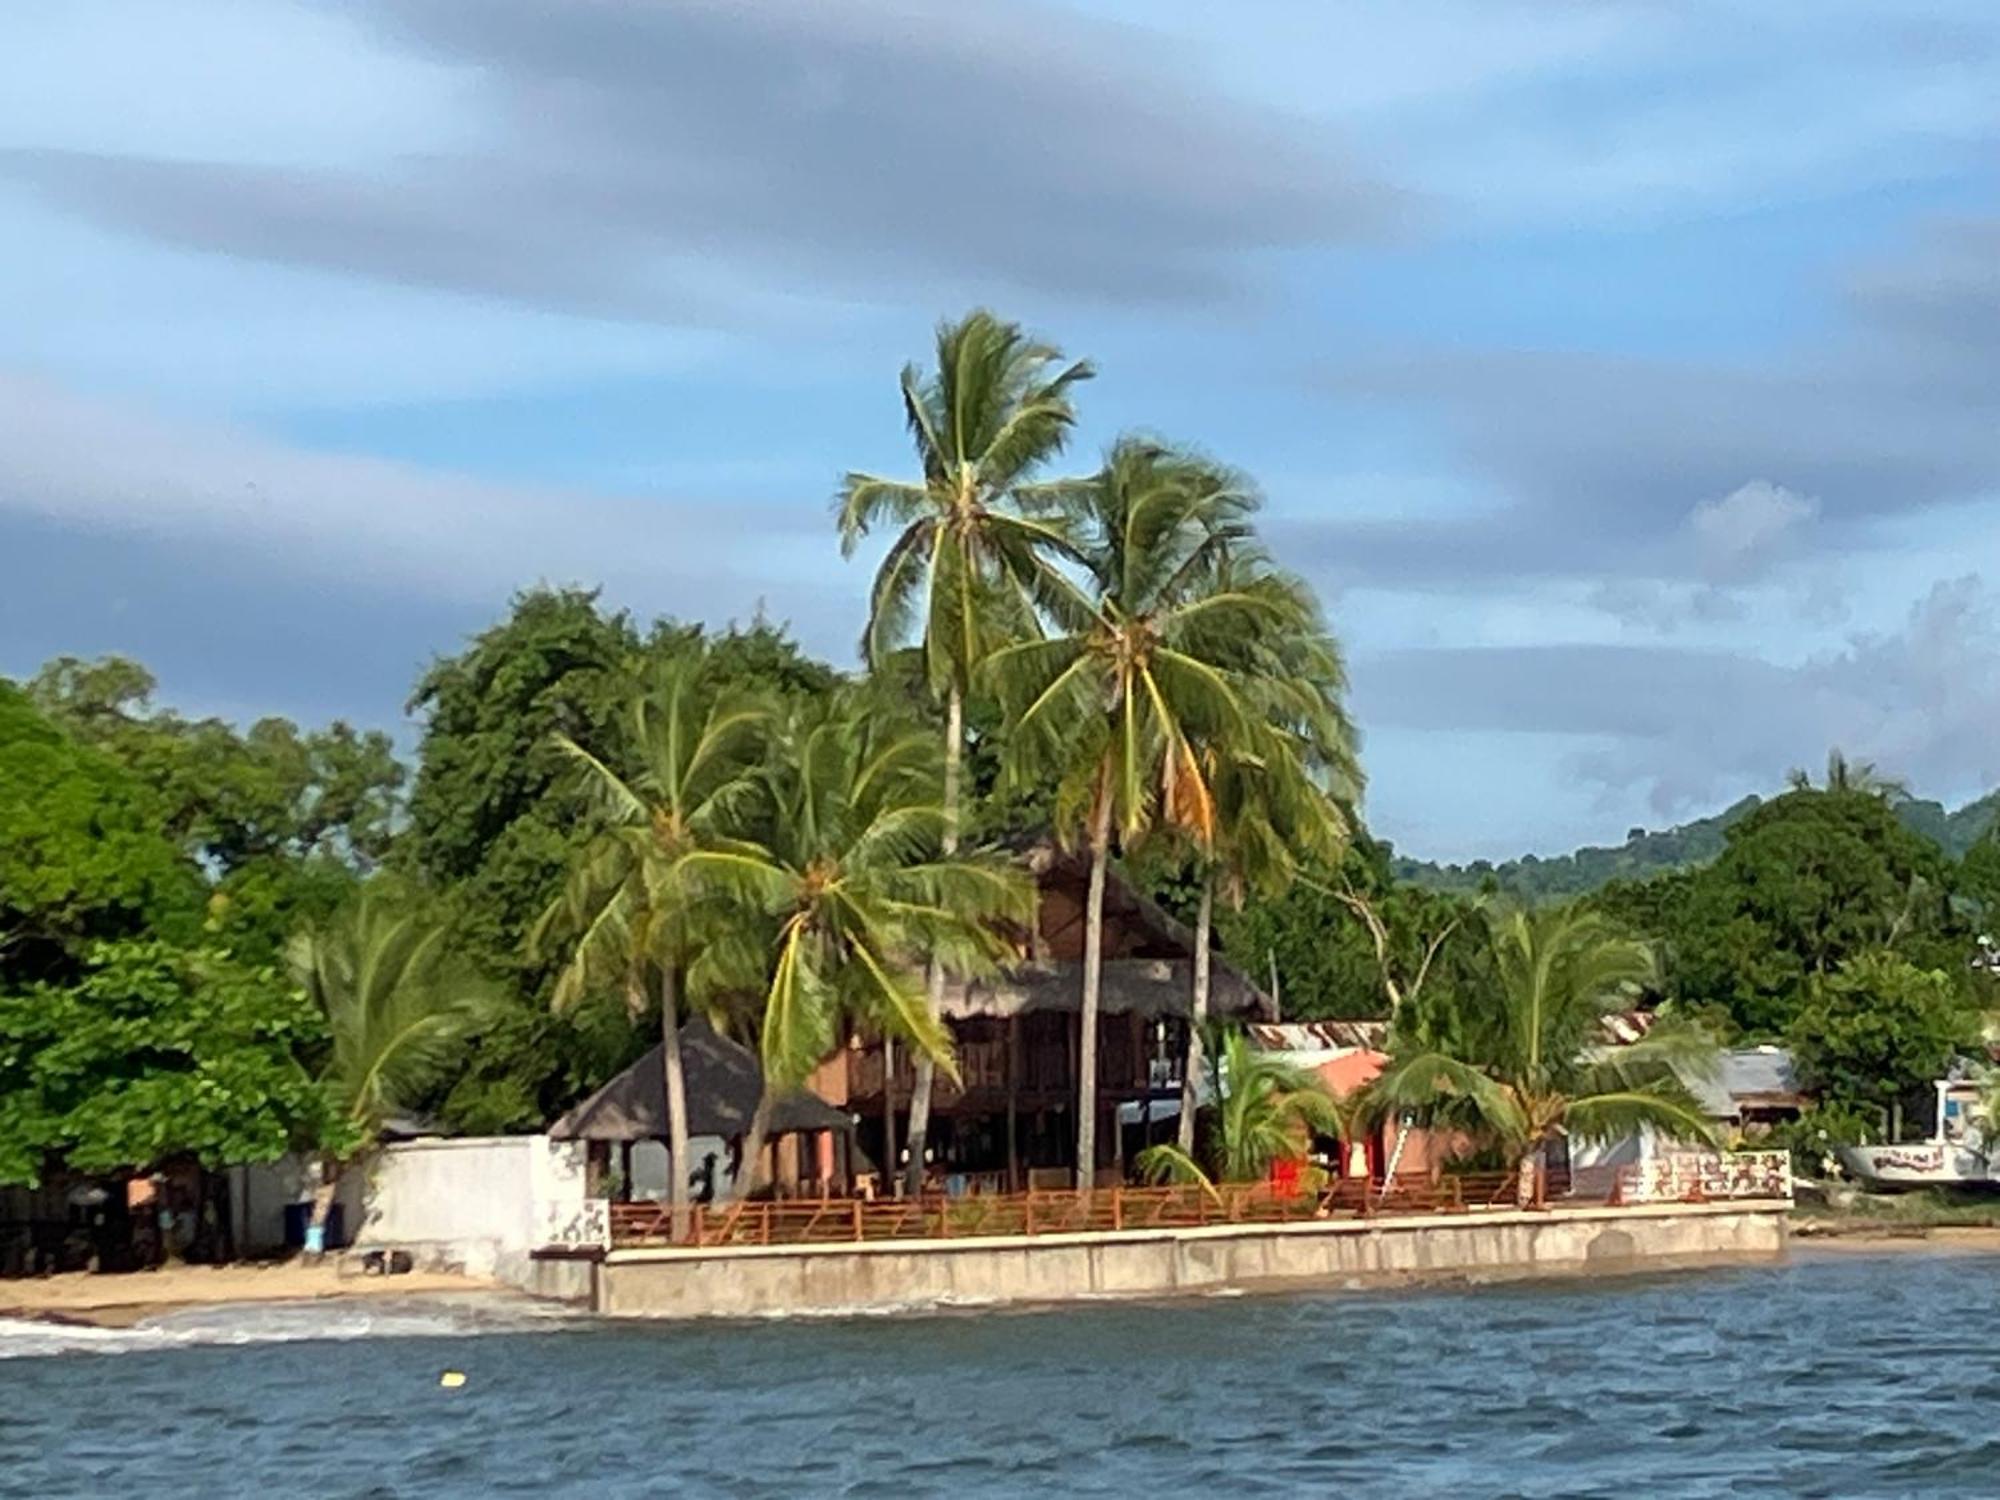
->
[613,1171,1527,1249]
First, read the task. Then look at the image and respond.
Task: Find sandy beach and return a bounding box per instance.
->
[1,1262,504,1328]
[1790,1222,2000,1254]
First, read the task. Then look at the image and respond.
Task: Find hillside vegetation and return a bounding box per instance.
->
[1398,789,2000,902]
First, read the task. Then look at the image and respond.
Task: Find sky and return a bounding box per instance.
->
[3,1,1998,862]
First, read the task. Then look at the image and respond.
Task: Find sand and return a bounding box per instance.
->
[1790,1222,2000,1254]
[1,1262,502,1328]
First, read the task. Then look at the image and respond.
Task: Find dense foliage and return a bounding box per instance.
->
[6,305,1995,1204]
[0,940,329,1185]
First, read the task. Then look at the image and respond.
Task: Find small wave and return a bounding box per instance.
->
[0,1294,589,1361]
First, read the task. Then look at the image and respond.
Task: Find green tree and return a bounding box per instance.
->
[1374,907,1717,1205]
[398,589,837,1131]
[989,439,1322,1183]
[287,885,500,1244]
[1673,787,1965,1036]
[1788,952,1976,1132]
[0,681,202,987]
[0,940,329,1186]
[535,662,771,1234]
[838,309,1092,1191]
[1137,1029,1341,1187]
[30,655,404,872]
[683,693,1035,1186]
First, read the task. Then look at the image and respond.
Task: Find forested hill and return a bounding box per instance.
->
[1398,788,2000,902]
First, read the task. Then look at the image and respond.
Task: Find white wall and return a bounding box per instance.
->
[359,1134,587,1284]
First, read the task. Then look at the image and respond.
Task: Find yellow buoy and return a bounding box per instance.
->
[439,1371,467,1388]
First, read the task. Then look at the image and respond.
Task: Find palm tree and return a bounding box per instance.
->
[1371,906,1718,1206]
[1787,748,1908,801]
[1177,591,1361,1153]
[288,885,499,1251]
[989,438,1301,1185]
[1138,1029,1342,1187]
[838,310,1093,1193]
[533,661,769,1234]
[682,693,1037,1189]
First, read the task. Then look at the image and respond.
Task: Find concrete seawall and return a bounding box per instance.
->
[578,1200,1789,1318]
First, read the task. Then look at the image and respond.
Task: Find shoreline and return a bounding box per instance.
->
[1789,1221,2000,1254]
[1,1263,508,1330]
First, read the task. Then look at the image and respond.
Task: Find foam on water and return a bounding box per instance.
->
[0,1292,587,1360]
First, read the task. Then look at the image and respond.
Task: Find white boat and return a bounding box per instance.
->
[1840,1078,1998,1189]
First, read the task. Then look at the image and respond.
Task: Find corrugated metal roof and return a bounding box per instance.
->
[1245,1020,1388,1053]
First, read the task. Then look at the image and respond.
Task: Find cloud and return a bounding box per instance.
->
[1296,211,2000,601]
[0,373,856,648]
[1689,480,1819,581]
[0,0,1400,321]
[1354,575,2000,816]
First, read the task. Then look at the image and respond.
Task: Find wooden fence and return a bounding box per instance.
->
[601,1151,1795,1250]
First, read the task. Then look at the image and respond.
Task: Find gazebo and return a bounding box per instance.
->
[551,1017,858,1199]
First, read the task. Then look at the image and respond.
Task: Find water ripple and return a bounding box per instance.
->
[5,1250,1998,1497]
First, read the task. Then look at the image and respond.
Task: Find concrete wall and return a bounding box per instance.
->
[589,1201,1788,1319]
[362,1134,587,1284]
[229,1157,364,1255]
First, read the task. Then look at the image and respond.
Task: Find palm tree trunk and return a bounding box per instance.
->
[1177,872,1213,1154]
[1076,786,1113,1189]
[1515,1145,1540,1208]
[736,1091,776,1201]
[903,683,964,1196]
[661,965,692,1241]
[305,1155,340,1257]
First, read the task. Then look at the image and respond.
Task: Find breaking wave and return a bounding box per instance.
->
[0,1293,589,1359]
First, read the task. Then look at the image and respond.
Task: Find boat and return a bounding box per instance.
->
[1839,1077,1998,1189]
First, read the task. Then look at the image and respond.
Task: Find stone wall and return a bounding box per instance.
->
[588,1202,1787,1319]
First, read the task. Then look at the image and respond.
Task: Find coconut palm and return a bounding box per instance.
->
[532,661,769,1232]
[288,884,499,1250]
[1138,1029,1342,1188]
[1371,906,1718,1206]
[1787,748,1908,801]
[838,310,1093,1193]
[682,693,1037,1186]
[988,438,1307,1185]
[1176,593,1361,1152]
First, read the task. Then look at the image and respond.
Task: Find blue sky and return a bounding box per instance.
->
[3,1,1998,861]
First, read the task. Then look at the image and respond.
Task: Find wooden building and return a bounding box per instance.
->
[810,847,1274,1192]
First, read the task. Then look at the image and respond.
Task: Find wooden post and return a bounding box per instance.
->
[881,1036,898,1195]
[1005,1014,1021,1193]
[850,1197,862,1242]
[1024,1192,1036,1237]
[1111,1186,1122,1231]
[692,1204,705,1248]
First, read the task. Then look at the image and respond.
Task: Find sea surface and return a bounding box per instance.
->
[5,1250,1999,1498]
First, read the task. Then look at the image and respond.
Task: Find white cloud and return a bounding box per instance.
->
[0,373,853,637]
[1689,480,1820,581]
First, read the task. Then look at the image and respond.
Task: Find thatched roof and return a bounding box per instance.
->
[939,959,1272,1021]
[550,1017,853,1143]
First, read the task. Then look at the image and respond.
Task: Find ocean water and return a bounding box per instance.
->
[5,1251,1998,1498]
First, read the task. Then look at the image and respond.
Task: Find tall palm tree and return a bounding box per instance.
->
[683,694,1037,1188]
[1178,733,1354,1153]
[838,310,1093,1193]
[1176,586,1361,1152]
[288,884,499,1251]
[989,438,1302,1185]
[533,662,769,1235]
[1138,1029,1342,1187]
[1371,907,1718,1205]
